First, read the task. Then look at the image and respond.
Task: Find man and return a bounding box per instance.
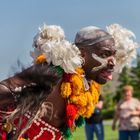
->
[85,95,104,140]
[0,24,131,140]
[74,26,115,84]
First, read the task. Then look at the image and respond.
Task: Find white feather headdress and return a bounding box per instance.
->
[106,24,139,72]
[30,24,83,73]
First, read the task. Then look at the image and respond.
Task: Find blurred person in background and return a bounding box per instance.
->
[112,85,140,140]
[85,95,104,140]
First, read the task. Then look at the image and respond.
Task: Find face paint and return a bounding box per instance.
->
[91,53,116,72]
[91,53,108,71]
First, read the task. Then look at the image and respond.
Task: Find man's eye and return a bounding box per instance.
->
[101,53,108,58]
[101,51,112,58]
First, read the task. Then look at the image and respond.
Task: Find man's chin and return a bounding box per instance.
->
[86,75,108,84]
[95,77,108,85]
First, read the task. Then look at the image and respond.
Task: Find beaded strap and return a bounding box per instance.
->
[24,112,63,140]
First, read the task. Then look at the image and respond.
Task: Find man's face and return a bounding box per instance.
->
[82,39,116,84]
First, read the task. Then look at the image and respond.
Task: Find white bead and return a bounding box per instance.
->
[15,87,22,92]
[23,111,62,140]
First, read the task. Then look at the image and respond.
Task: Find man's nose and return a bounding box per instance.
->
[107,56,116,66]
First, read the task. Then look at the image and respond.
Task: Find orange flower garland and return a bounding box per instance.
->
[61,68,101,128]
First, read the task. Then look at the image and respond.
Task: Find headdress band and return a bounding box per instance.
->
[75,35,113,47]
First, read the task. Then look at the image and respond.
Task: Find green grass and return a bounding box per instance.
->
[71,124,118,140]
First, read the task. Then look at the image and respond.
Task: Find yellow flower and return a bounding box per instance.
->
[70,74,84,96]
[85,91,94,102]
[70,93,87,107]
[82,102,95,118]
[77,106,86,116]
[91,81,101,93]
[36,54,46,64]
[60,67,101,128]
[61,82,72,98]
[75,67,85,75]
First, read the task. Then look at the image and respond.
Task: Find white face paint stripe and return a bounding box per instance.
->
[91,53,108,71]
[91,53,116,71]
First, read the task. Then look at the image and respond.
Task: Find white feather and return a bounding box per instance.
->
[31,24,83,73]
[106,24,139,72]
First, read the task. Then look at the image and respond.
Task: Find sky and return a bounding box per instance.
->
[0,0,140,80]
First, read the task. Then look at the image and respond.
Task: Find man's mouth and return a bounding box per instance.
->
[100,70,113,80]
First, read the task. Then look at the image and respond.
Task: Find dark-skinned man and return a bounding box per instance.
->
[0,24,137,140]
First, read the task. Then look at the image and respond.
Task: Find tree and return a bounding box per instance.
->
[113,66,133,102]
[102,82,115,119]
[130,54,140,99]
[102,82,114,109]
[114,53,140,101]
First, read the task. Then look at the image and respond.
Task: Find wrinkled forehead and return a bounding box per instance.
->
[93,39,116,50]
[77,38,116,53]
[88,39,116,57]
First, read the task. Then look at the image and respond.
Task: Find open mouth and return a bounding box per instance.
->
[100,69,113,80]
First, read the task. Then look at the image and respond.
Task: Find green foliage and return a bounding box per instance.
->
[114,54,140,101]
[130,54,140,99]
[118,66,132,84]
[103,93,114,109]
[102,107,115,119]
[103,82,115,111]
[102,83,115,119]
[102,82,115,109]
[114,66,133,102]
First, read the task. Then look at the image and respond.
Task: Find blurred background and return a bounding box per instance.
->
[0,0,140,139]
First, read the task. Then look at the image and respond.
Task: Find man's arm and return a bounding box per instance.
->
[0,75,30,106]
[96,94,104,109]
[96,100,103,109]
[112,104,120,130]
[0,83,14,105]
[0,64,62,107]
[0,66,35,107]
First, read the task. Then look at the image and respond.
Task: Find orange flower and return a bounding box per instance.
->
[61,82,72,98]
[36,54,46,64]
[61,67,101,128]
[70,74,83,96]
[75,67,85,75]
[70,93,87,107]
